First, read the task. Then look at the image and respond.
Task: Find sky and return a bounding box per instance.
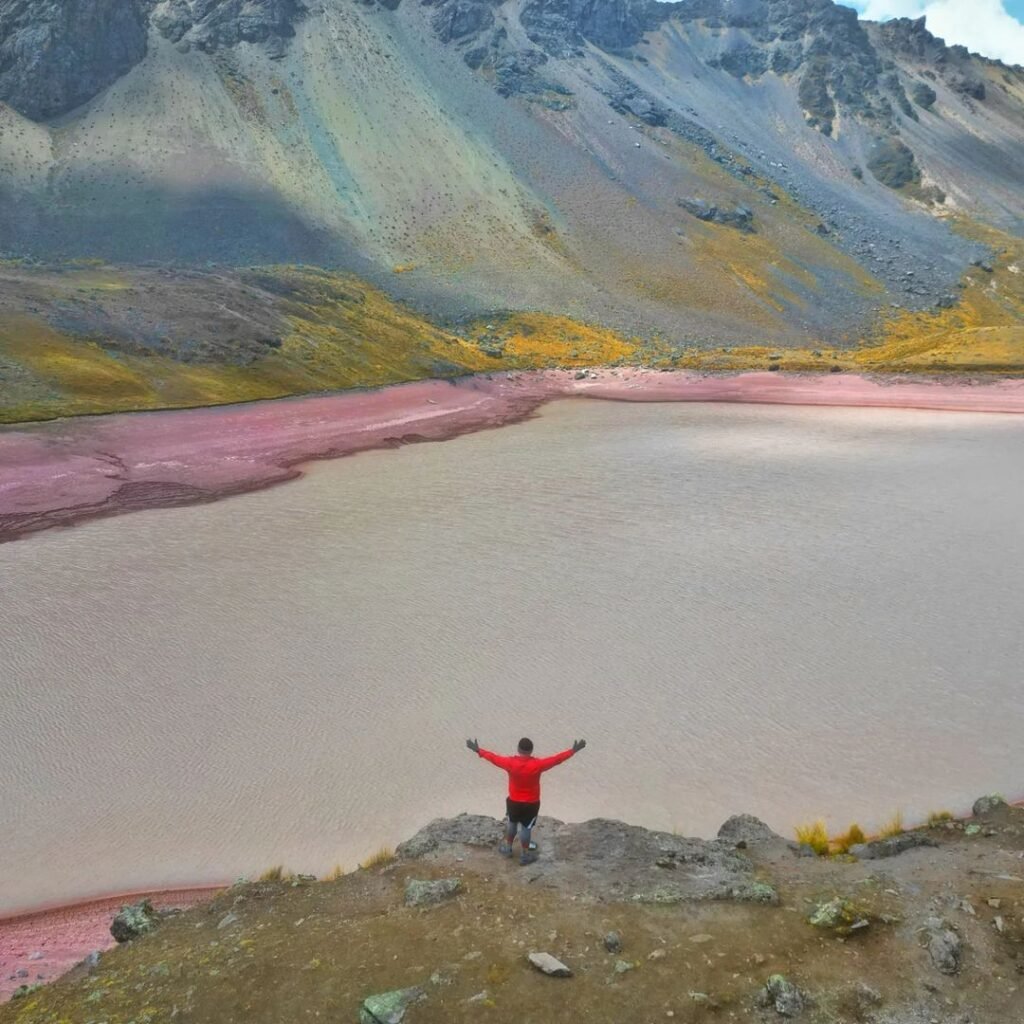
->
[848,0,1024,66]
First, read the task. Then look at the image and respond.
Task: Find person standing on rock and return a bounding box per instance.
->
[465,736,586,865]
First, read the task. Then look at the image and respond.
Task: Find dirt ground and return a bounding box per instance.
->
[2,805,1022,1024]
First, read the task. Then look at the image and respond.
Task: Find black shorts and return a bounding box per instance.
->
[506,798,540,827]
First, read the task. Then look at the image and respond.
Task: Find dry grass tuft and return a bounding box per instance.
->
[258,865,288,882]
[879,811,904,839]
[927,810,954,826]
[795,820,830,856]
[324,864,346,882]
[359,846,396,870]
[832,823,866,854]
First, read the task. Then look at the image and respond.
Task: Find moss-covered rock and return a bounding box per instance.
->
[867,137,921,189]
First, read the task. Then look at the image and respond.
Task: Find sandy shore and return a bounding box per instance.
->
[0,887,221,1001]
[3,368,1024,545]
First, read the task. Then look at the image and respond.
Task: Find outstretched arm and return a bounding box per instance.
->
[466,739,513,770]
[536,739,586,772]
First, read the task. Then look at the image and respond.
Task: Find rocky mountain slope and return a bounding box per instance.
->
[2,799,1023,1022]
[0,0,1022,419]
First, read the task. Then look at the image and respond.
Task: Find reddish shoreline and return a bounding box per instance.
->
[3,368,1024,546]
[0,887,222,1002]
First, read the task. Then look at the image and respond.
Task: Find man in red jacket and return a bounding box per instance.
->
[466,736,586,864]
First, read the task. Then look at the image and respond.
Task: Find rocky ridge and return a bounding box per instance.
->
[3,798,1023,1021]
[0,0,1021,393]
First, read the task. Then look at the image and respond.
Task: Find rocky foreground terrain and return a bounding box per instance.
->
[3,797,1022,1023]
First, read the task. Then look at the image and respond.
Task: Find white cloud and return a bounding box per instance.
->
[853,0,1024,65]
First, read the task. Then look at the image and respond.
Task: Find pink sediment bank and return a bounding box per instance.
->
[3,369,1024,545]
[0,888,221,1002]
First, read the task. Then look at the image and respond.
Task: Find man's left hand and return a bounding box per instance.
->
[466,738,480,754]
[572,738,587,753]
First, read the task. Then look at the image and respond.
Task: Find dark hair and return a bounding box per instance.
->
[517,737,534,754]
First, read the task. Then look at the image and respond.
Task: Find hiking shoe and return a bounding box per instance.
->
[499,842,513,857]
[520,851,538,866]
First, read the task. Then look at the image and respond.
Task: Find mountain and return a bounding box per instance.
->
[0,0,1022,421]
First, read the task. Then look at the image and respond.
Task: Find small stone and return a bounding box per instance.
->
[614,959,635,974]
[689,934,714,944]
[404,878,461,907]
[988,898,1002,909]
[846,980,882,1010]
[110,900,161,943]
[965,824,981,836]
[217,912,239,930]
[647,948,666,960]
[994,916,1005,934]
[928,927,962,975]
[809,897,856,931]
[27,952,43,961]
[603,931,622,953]
[360,986,425,1024]
[973,794,1007,816]
[466,990,490,1004]
[689,991,719,1008]
[528,952,572,977]
[760,974,805,1017]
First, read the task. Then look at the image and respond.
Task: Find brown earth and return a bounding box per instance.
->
[3,803,1022,1024]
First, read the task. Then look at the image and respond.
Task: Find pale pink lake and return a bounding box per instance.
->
[2,397,1023,915]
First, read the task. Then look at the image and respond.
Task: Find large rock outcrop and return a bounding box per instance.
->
[0,0,148,119]
[397,813,780,905]
[152,0,307,57]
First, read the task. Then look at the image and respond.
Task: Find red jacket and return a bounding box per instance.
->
[477,748,575,802]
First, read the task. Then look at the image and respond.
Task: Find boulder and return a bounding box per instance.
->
[808,897,869,935]
[912,81,937,110]
[849,831,937,859]
[360,986,425,1024]
[528,952,572,977]
[396,814,501,858]
[867,137,921,189]
[717,814,783,846]
[972,794,1007,817]
[603,930,622,953]
[758,974,805,1017]
[404,878,462,907]
[926,922,962,975]
[677,197,755,233]
[110,899,161,943]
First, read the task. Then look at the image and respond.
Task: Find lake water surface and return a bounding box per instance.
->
[2,399,1023,913]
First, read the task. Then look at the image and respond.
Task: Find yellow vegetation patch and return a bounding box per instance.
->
[472,312,639,367]
[879,811,904,839]
[832,823,866,855]
[359,846,396,870]
[850,227,1024,373]
[794,820,830,856]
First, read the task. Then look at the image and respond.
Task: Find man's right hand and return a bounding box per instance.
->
[466,738,480,754]
[572,738,587,753]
